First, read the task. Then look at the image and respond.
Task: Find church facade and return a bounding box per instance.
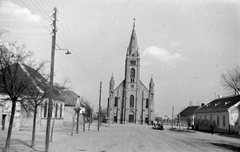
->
[108,22,155,124]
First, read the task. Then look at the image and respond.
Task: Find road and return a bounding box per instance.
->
[1,123,240,152]
[49,124,240,152]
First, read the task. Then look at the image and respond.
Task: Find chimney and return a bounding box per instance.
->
[201,103,205,106]
[218,95,222,98]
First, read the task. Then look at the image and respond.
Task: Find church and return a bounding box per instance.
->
[108,21,155,124]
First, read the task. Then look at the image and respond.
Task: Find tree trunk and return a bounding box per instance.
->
[76,110,79,133]
[31,105,37,148]
[4,101,16,152]
[83,115,85,132]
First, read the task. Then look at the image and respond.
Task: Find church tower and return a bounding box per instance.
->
[108,20,155,125]
[148,76,155,123]
[123,20,141,123]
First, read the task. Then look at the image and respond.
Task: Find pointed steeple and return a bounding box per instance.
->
[149,75,154,93]
[127,18,139,57]
[109,73,115,97]
[150,75,154,85]
[110,73,114,84]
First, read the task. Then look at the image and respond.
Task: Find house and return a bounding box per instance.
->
[57,89,78,127]
[177,106,200,129]
[194,95,240,134]
[0,63,65,131]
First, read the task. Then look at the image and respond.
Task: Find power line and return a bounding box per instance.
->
[20,0,100,88]
[19,0,50,32]
[40,0,100,86]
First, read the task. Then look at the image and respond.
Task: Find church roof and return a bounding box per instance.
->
[127,21,139,57]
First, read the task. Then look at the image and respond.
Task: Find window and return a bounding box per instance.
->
[130,68,135,82]
[131,60,136,65]
[223,116,225,127]
[210,115,212,122]
[131,68,135,78]
[44,102,47,118]
[146,98,149,108]
[130,95,134,108]
[205,116,207,124]
[60,104,63,118]
[115,97,118,107]
[217,116,219,126]
[55,103,58,118]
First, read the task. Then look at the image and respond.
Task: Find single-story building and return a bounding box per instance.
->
[0,63,65,131]
[177,106,200,129]
[194,95,240,134]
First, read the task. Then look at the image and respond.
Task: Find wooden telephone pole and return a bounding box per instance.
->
[45,7,58,152]
[98,82,102,131]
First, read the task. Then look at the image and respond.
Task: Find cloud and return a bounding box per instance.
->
[0,0,41,23]
[142,46,186,64]
[170,41,180,47]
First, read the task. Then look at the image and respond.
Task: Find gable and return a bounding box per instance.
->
[139,80,149,92]
[114,80,125,91]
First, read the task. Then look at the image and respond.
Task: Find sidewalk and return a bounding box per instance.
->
[0,122,100,152]
[167,125,240,140]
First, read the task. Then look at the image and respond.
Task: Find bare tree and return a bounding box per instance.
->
[22,69,49,148]
[0,40,44,152]
[220,65,240,95]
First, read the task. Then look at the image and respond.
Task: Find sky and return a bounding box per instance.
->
[0,0,240,118]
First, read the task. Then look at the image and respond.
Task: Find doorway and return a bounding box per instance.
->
[2,114,6,131]
[129,114,134,123]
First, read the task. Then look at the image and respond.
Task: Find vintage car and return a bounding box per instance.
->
[152,121,164,130]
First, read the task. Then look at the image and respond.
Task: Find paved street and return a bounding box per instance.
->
[0,123,240,152]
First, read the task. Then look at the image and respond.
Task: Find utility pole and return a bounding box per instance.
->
[107,98,110,127]
[172,107,174,129]
[98,82,102,131]
[45,7,58,152]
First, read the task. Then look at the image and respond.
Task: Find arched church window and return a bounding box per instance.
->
[115,97,118,107]
[131,68,135,78]
[130,95,134,108]
[146,98,149,108]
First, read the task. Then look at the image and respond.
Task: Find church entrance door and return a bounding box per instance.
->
[114,116,117,123]
[145,116,148,124]
[129,114,134,123]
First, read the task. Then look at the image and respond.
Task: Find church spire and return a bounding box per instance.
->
[127,18,139,57]
[150,75,154,85]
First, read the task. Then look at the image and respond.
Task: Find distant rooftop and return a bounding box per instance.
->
[195,95,240,113]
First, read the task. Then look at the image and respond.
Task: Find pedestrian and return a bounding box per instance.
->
[210,124,214,135]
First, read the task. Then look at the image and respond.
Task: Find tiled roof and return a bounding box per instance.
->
[57,89,78,106]
[195,95,240,113]
[178,106,199,117]
[0,63,65,101]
